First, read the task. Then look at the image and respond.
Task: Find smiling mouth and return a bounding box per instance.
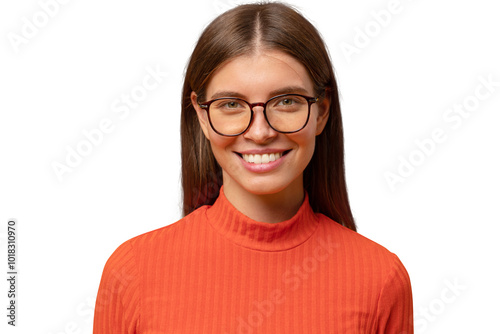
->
[236,150,291,164]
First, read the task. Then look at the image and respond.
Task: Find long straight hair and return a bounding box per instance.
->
[181,2,356,231]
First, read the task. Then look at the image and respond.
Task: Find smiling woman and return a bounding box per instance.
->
[190,50,329,222]
[93,2,413,333]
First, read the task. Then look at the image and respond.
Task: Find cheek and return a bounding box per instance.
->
[294,120,318,150]
[208,133,236,160]
[288,122,318,166]
[300,134,317,161]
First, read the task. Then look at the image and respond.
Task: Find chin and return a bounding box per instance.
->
[245,185,285,196]
[241,177,301,197]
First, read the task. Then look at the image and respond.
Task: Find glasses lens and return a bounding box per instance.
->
[209,98,251,135]
[266,95,309,132]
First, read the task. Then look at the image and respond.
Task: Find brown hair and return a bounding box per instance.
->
[180,2,356,231]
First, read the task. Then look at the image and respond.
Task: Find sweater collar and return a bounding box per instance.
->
[205,186,319,252]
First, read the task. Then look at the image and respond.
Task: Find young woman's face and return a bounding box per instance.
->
[192,50,329,198]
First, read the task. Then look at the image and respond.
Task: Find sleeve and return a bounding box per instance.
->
[93,239,141,334]
[375,253,414,334]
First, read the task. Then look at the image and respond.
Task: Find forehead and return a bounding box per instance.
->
[205,50,314,99]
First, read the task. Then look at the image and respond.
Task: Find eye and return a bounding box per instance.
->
[214,99,245,109]
[277,98,295,106]
[272,95,306,108]
[225,101,242,108]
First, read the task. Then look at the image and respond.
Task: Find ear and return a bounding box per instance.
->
[191,91,211,140]
[315,95,330,136]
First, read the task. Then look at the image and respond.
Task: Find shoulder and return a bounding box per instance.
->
[94,206,212,330]
[314,214,413,327]
[314,213,411,282]
[101,205,209,274]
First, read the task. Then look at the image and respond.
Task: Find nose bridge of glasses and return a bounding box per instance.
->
[248,101,266,112]
[246,101,275,133]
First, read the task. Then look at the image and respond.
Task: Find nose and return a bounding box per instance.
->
[243,106,278,143]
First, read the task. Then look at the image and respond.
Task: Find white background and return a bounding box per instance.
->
[1,0,499,333]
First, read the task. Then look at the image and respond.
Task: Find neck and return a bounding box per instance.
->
[222,177,304,224]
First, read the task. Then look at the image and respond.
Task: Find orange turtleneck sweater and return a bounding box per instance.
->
[93,187,413,333]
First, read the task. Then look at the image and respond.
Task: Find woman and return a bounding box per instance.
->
[94,2,413,333]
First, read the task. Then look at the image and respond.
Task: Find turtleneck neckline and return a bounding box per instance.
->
[205,186,319,252]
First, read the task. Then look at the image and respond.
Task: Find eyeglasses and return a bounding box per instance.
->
[198,93,319,136]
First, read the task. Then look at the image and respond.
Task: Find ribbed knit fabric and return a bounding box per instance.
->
[93,186,413,333]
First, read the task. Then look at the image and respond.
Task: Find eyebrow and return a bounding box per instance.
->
[209,86,311,100]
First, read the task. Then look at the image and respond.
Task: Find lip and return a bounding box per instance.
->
[235,149,290,173]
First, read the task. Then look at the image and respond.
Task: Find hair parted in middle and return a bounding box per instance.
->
[180,2,356,231]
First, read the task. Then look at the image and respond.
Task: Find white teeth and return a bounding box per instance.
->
[242,152,284,164]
